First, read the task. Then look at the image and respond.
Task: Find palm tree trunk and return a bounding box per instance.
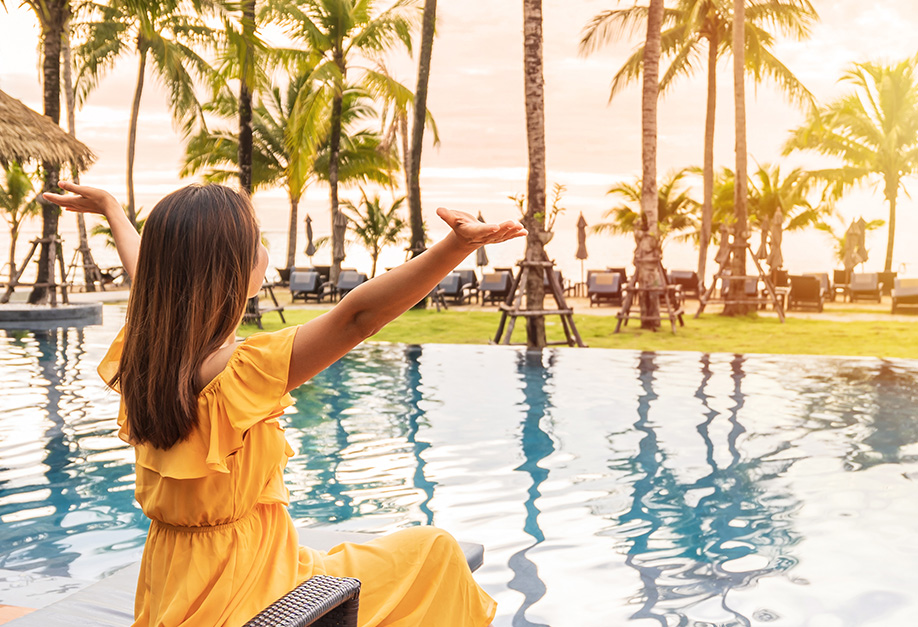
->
[126,45,147,226]
[522,0,547,349]
[286,192,300,270]
[63,20,101,292]
[884,174,897,272]
[329,89,344,285]
[725,0,750,316]
[698,34,717,296]
[407,0,436,260]
[9,225,18,281]
[28,1,68,305]
[637,0,664,330]
[238,0,256,195]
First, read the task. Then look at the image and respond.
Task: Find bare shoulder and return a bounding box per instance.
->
[196,340,244,392]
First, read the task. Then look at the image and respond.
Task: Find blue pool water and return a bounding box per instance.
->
[2,307,918,626]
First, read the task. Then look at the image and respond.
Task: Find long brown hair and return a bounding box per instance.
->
[112,184,260,449]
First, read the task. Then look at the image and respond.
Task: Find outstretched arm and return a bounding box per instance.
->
[43,182,140,282]
[286,208,525,391]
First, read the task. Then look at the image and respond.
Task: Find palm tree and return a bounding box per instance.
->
[62,8,103,291]
[0,163,41,281]
[76,0,215,224]
[344,191,407,278]
[522,0,548,348]
[183,81,396,270]
[406,0,437,259]
[784,55,918,272]
[636,0,665,329]
[594,169,699,246]
[580,0,818,291]
[726,0,751,315]
[268,0,421,284]
[747,163,820,231]
[8,0,70,304]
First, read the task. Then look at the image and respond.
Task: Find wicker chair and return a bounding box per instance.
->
[243,575,361,627]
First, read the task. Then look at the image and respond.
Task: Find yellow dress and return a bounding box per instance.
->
[100,327,497,627]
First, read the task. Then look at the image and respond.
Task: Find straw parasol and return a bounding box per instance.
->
[0,89,94,170]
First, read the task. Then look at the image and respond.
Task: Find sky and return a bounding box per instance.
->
[2,0,918,281]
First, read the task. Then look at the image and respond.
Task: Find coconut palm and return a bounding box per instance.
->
[5,0,70,304]
[344,191,407,278]
[406,0,437,259]
[0,163,41,281]
[784,55,918,272]
[521,0,548,347]
[267,0,421,284]
[183,80,396,270]
[747,163,820,231]
[75,0,216,225]
[594,169,699,247]
[580,0,818,290]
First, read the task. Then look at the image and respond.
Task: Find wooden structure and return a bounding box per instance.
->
[493,254,586,347]
[1,236,69,305]
[695,239,785,321]
[242,283,286,329]
[66,243,107,291]
[614,260,685,334]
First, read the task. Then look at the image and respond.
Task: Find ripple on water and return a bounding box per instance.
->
[2,315,918,625]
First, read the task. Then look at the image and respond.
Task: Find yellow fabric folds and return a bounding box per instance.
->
[99,326,496,627]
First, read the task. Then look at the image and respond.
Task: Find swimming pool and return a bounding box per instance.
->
[2,308,918,626]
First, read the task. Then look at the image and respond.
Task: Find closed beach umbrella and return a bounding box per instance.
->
[843,220,861,273]
[576,212,588,285]
[476,212,489,268]
[855,217,869,264]
[304,214,317,258]
[333,210,347,264]
[714,224,731,267]
[766,208,784,270]
[755,226,768,260]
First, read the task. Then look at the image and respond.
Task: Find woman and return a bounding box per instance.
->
[45,181,525,627]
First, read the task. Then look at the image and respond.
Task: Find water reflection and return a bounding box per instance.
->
[0,328,144,579]
[508,350,554,627]
[402,345,435,526]
[618,353,802,626]
[2,325,918,624]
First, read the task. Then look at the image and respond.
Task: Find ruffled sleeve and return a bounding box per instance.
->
[98,327,125,392]
[110,325,300,479]
[198,325,300,474]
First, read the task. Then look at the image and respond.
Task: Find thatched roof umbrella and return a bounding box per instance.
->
[0,89,94,170]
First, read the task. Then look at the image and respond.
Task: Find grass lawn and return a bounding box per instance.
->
[240,307,918,359]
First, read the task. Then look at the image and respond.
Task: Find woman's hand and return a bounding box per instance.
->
[436,207,527,248]
[43,181,122,219]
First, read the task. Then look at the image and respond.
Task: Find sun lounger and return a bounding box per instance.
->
[892,278,918,313]
[334,271,368,300]
[290,271,328,303]
[436,272,477,306]
[788,275,824,312]
[453,269,479,303]
[7,528,485,627]
[667,270,700,299]
[479,271,512,305]
[588,272,623,307]
[849,272,881,303]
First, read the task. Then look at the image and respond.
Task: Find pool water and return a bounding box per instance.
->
[2,308,918,626]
